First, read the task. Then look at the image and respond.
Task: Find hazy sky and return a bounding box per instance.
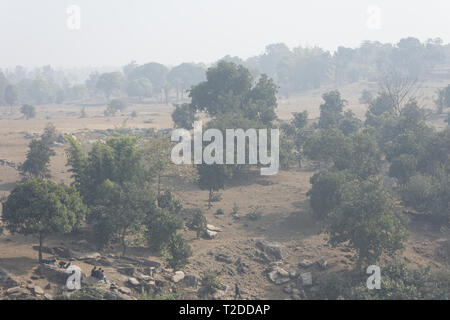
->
[0,0,449,68]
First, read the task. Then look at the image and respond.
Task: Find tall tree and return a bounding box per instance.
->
[2,179,86,263]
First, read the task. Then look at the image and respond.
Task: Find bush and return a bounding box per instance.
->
[165,234,192,270]
[189,209,207,238]
[215,208,224,215]
[401,174,435,212]
[200,270,223,296]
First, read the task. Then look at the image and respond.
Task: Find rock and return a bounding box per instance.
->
[215,253,233,264]
[235,258,250,274]
[76,252,101,260]
[206,230,218,239]
[256,241,289,261]
[44,293,53,300]
[171,271,185,283]
[289,270,297,279]
[118,267,136,277]
[6,286,21,295]
[299,259,314,268]
[183,274,200,288]
[212,285,229,299]
[291,294,301,300]
[316,257,328,269]
[33,286,44,296]
[53,246,72,258]
[283,284,293,294]
[39,264,82,285]
[127,277,140,286]
[82,276,101,285]
[300,272,313,287]
[118,287,132,295]
[267,268,290,285]
[207,224,222,232]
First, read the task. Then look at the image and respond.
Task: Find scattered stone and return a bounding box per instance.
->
[206,230,218,239]
[215,253,233,264]
[235,258,250,274]
[267,267,290,285]
[298,259,314,268]
[118,287,132,295]
[171,271,185,283]
[127,277,140,286]
[212,285,229,299]
[118,267,136,277]
[183,274,200,288]
[256,241,289,261]
[316,257,328,269]
[6,286,21,295]
[300,272,313,287]
[207,224,222,232]
[33,286,44,296]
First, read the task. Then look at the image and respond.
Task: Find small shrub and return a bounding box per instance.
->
[165,234,192,270]
[215,208,224,215]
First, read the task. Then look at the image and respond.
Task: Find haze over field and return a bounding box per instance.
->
[1,0,450,67]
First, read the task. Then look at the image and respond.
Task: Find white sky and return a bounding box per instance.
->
[0,0,449,68]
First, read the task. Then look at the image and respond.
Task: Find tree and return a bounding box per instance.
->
[318,90,347,129]
[128,63,169,102]
[307,169,354,221]
[105,98,127,116]
[165,234,192,270]
[171,103,198,130]
[19,139,55,178]
[2,179,86,263]
[4,84,18,106]
[41,123,58,145]
[168,63,205,101]
[126,77,152,100]
[66,136,142,206]
[96,72,123,100]
[90,181,155,255]
[327,177,408,268]
[20,104,36,119]
[435,85,450,113]
[189,61,277,125]
[197,164,229,208]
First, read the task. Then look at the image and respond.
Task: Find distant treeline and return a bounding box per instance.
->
[1,37,450,106]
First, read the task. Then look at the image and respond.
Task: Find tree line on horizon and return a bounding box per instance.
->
[1,37,450,107]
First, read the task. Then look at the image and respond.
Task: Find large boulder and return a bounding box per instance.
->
[256,241,289,261]
[300,272,313,287]
[171,271,185,283]
[39,264,84,285]
[267,267,290,285]
[183,274,200,288]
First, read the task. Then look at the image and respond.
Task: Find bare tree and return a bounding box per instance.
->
[378,67,421,115]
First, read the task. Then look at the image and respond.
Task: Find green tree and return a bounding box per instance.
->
[307,169,354,221]
[96,72,123,101]
[197,164,229,207]
[126,77,152,100]
[171,103,198,130]
[19,139,55,178]
[90,181,155,255]
[2,179,86,263]
[327,177,408,268]
[318,90,347,129]
[20,104,36,119]
[105,98,127,116]
[165,234,192,270]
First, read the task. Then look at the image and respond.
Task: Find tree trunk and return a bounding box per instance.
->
[121,230,127,257]
[38,234,43,264]
[208,188,212,208]
[157,174,161,197]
